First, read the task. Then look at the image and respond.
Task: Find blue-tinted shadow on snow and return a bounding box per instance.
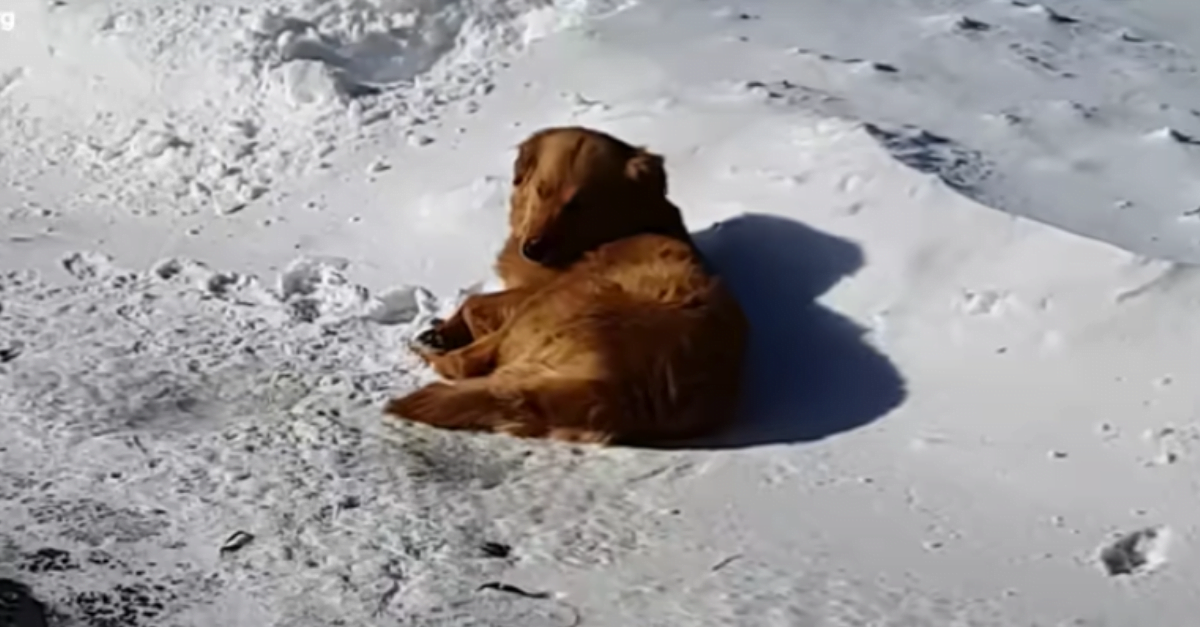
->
[672,213,907,449]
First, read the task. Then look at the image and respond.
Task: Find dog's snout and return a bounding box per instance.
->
[521,237,550,262]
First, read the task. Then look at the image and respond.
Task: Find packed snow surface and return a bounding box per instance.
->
[4,0,1200,625]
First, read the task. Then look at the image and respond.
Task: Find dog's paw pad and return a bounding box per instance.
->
[412,327,449,352]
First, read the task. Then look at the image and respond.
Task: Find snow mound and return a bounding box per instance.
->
[0,0,633,216]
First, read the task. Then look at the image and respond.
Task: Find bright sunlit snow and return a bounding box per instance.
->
[3,0,1200,624]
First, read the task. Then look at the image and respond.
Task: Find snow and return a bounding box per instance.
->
[3,0,1200,624]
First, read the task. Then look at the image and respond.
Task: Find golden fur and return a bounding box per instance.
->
[384,126,749,446]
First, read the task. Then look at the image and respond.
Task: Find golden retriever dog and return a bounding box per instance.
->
[384,126,749,446]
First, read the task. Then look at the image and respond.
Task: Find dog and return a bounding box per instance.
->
[384,126,749,446]
[409,126,694,355]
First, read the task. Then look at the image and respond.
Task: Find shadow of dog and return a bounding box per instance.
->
[679,212,907,449]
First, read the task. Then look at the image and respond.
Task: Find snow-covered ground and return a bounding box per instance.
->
[3,0,1200,624]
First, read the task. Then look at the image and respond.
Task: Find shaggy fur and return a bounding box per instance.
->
[384,126,749,446]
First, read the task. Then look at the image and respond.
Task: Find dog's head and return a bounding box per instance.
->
[508,126,686,268]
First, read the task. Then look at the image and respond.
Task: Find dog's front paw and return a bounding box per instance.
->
[410,318,448,353]
[412,327,449,352]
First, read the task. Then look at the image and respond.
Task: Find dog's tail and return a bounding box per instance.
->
[384,377,615,445]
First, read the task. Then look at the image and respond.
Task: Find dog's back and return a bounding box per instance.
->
[490,234,749,444]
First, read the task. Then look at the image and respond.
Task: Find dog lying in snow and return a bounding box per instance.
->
[384,126,749,446]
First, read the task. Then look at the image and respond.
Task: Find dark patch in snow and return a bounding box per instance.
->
[1098,526,1170,576]
[863,123,994,193]
[0,578,48,627]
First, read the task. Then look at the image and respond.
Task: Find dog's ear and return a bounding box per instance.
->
[625,148,667,196]
[513,140,538,187]
[558,184,580,209]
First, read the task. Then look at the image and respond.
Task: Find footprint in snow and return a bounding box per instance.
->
[1010,2,1079,25]
[790,48,901,75]
[0,340,23,363]
[1144,127,1200,146]
[957,289,1010,317]
[1097,526,1171,577]
[61,251,122,281]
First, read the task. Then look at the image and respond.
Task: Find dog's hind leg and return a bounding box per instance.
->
[383,376,616,445]
[384,379,521,434]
